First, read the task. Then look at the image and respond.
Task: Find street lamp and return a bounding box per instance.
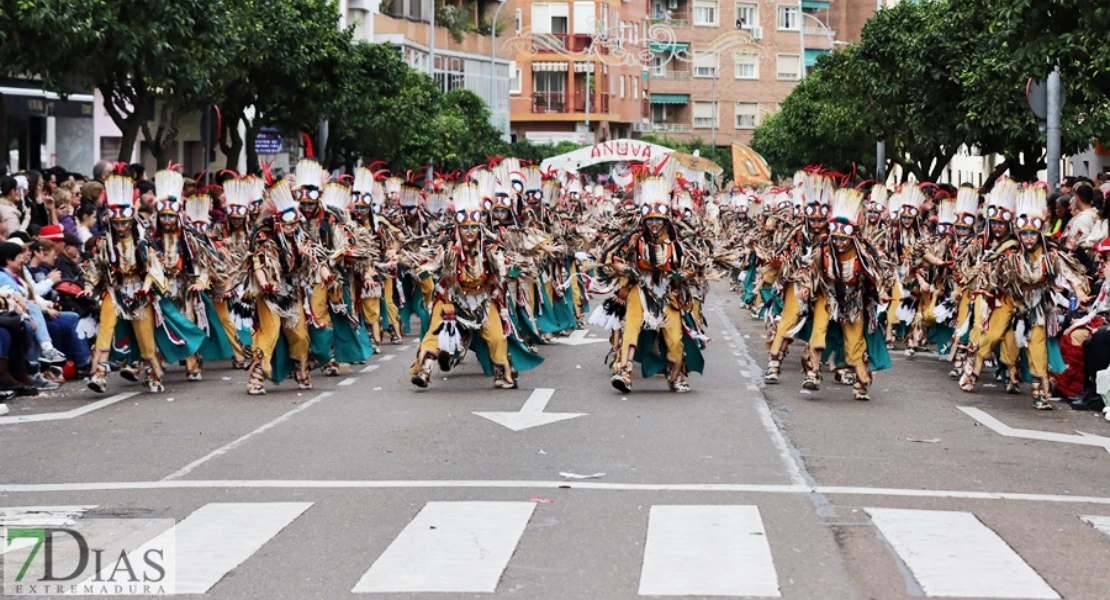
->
[489,0,509,139]
[798,10,835,80]
[584,23,631,142]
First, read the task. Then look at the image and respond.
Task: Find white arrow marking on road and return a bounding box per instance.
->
[550,329,607,346]
[959,406,1110,454]
[473,388,586,431]
[0,392,139,425]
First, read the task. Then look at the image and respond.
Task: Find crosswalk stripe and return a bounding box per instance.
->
[78,502,312,594]
[352,501,536,593]
[866,508,1059,599]
[638,505,780,597]
[0,506,99,556]
[1081,515,1110,539]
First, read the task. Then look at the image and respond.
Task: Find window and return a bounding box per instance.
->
[652,54,667,77]
[734,52,759,79]
[651,104,668,124]
[694,51,718,78]
[573,1,595,34]
[531,3,570,34]
[515,8,522,33]
[633,76,639,99]
[533,71,566,94]
[735,102,758,129]
[776,54,800,80]
[620,75,626,98]
[694,0,719,26]
[735,2,757,28]
[776,5,799,30]
[510,62,522,94]
[693,102,717,129]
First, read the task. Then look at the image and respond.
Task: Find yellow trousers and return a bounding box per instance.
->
[213,299,247,360]
[419,275,435,307]
[383,277,402,334]
[975,296,1019,369]
[569,262,583,318]
[362,295,382,343]
[618,285,683,372]
[254,299,310,378]
[413,298,510,374]
[95,294,158,366]
[806,294,868,382]
[309,283,337,329]
[769,283,800,356]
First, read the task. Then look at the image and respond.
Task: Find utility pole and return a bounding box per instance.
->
[710,66,718,149]
[489,0,509,139]
[1046,66,1062,189]
[428,0,436,83]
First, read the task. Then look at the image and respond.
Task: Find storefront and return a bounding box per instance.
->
[1,78,94,173]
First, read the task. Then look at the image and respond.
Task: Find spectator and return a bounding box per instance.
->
[0,241,66,367]
[0,175,26,237]
[23,170,51,228]
[1084,188,1110,250]
[56,234,85,283]
[75,204,96,244]
[136,180,156,206]
[54,188,78,237]
[92,160,112,184]
[129,163,147,181]
[1064,184,1099,249]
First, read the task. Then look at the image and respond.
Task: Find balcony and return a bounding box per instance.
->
[573,91,611,113]
[635,122,692,133]
[650,68,692,80]
[648,11,691,28]
[531,92,569,113]
[531,33,605,55]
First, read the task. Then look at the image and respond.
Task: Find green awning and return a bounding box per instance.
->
[650,94,689,105]
[801,0,829,8]
[804,48,829,67]
[649,42,690,53]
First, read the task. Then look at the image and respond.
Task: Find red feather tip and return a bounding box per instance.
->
[372,169,391,181]
[336,174,354,185]
[218,169,240,179]
[300,132,314,159]
[260,159,276,186]
[364,160,388,170]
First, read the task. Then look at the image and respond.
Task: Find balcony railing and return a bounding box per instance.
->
[637,122,692,133]
[532,92,569,113]
[649,12,691,27]
[573,91,611,113]
[531,33,605,54]
[650,69,692,80]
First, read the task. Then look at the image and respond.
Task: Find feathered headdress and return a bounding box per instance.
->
[986,177,1018,222]
[321,182,351,214]
[829,188,865,237]
[954,187,978,227]
[185,194,212,229]
[399,185,422,210]
[384,177,403,197]
[106,174,136,221]
[352,167,376,207]
[268,179,301,224]
[899,183,925,218]
[154,168,185,215]
[295,159,324,199]
[426,193,449,215]
[541,179,559,207]
[802,172,833,219]
[1014,183,1048,233]
[452,182,483,224]
[868,184,889,212]
[565,177,584,199]
[673,190,694,218]
[522,166,543,195]
[636,176,671,220]
[936,197,956,226]
[224,176,251,218]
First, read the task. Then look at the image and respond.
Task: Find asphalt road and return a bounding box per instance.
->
[1,283,1110,599]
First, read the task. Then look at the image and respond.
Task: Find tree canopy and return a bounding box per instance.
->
[750,0,1110,185]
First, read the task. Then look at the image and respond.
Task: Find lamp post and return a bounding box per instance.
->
[584,24,629,142]
[798,11,834,80]
[489,0,509,139]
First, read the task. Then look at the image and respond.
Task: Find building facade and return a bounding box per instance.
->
[641,0,875,149]
[2,77,95,174]
[507,0,651,144]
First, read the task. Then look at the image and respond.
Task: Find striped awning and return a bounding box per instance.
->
[532,61,569,72]
[574,61,595,73]
[801,0,830,9]
[649,42,690,53]
[650,94,689,104]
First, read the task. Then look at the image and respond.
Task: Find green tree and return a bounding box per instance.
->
[0,0,234,163]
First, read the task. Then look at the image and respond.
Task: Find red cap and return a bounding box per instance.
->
[40,225,64,241]
[1096,237,1110,254]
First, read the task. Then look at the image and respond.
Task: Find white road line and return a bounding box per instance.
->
[161,393,333,481]
[0,392,140,425]
[1081,515,1110,539]
[353,501,535,593]
[378,354,396,362]
[3,480,1110,506]
[0,506,98,554]
[78,502,311,594]
[713,297,807,487]
[398,345,411,351]
[338,378,357,387]
[360,364,380,374]
[639,505,779,597]
[866,507,1059,599]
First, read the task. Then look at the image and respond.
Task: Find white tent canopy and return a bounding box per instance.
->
[539,139,675,172]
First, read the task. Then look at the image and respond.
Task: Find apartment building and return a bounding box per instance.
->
[642,0,875,148]
[507,0,651,144]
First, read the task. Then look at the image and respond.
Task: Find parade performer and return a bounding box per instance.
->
[596,175,703,394]
[245,179,315,395]
[409,182,543,389]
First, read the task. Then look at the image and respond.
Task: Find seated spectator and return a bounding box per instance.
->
[1066,238,1110,411]
[56,234,85,284]
[75,204,96,244]
[54,188,78,237]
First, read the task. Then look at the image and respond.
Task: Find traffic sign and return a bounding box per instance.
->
[1026,77,1065,121]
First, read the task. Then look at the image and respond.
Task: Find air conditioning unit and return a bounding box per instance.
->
[667,0,678,9]
[750,25,763,40]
